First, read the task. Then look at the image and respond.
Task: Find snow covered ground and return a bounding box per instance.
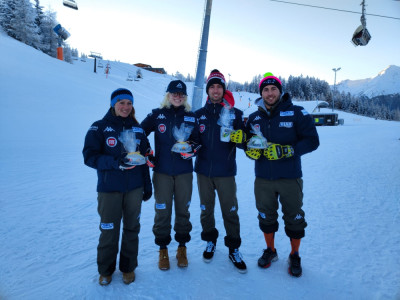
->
[1,34,400,300]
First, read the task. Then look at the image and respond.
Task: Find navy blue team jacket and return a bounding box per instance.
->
[83,108,151,193]
[140,105,200,176]
[245,94,319,180]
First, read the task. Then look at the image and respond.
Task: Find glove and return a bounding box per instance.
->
[230,129,246,143]
[119,157,136,170]
[145,148,155,168]
[143,184,152,201]
[180,141,201,160]
[245,148,262,160]
[264,143,294,160]
[142,166,152,201]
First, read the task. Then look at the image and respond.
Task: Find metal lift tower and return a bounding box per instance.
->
[192,0,212,112]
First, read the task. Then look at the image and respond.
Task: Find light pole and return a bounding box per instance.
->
[332,67,341,112]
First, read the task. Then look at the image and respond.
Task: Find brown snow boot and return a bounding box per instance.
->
[99,275,112,286]
[159,248,170,270]
[122,271,135,285]
[176,246,188,268]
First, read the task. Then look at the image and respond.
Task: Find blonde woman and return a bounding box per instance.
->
[141,80,201,270]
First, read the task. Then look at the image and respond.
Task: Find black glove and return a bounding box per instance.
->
[145,148,155,168]
[119,157,136,170]
[143,184,152,201]
[180,141,201,160]
[142,164,152,201]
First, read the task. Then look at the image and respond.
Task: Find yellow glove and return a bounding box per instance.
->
[245,148,262,160]
[264,143,294,160]
[230,129,246,143]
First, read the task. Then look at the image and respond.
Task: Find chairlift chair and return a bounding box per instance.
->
[351,0,371,46]
[97,62,103,68]
[63,0,78,10]
[351,25,371,46]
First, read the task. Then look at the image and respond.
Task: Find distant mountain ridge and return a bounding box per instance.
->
[337,65,400,98]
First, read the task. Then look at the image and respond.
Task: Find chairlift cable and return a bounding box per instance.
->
[270,0,400,20]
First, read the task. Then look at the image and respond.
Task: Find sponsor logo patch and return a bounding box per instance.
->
[89,125,98,131]
[184,116,195,123]
[100,223,114,230]
[104,127,115,132]
[253,116,261,121]
[280,111,294,117]
[156,203,166,209]
[199,124,205,133]
[131,127,144,133]
[158,124,166,133]
[279,122,293,128]
[106,137,117,147]
[199,115,207,120]
[156,114,166,119]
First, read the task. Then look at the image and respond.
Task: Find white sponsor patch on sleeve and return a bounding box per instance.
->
[89,126,98,131]
[301,109,309,116]
[280,111,294,117]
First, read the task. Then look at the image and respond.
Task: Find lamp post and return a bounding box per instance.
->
[332,67,341,112]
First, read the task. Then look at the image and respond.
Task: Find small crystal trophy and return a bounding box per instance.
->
[171,123,193,153]
[218,105,234,142]
[247,124,268,149]
[118,130,146,165]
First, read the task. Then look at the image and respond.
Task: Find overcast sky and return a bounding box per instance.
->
[41,0,400,84]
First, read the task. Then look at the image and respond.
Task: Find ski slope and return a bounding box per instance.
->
[1,34,400,300]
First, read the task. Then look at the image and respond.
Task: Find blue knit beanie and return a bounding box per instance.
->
[110,88,134,107]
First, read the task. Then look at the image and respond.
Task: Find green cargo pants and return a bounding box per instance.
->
[255,177,307,239]
[152,172,193,247]
[97,187,143,276]
[197,174,241,249]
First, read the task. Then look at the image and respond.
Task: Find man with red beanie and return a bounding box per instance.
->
[194,69,248,273]
[244,72,319,277]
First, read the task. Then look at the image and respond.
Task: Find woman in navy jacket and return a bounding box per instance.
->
[141,80,200,270]
[83,88,152,286]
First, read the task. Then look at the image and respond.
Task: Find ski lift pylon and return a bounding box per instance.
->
[63,0,78,10]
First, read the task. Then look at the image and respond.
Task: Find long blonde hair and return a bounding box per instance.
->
[160,92,191,112]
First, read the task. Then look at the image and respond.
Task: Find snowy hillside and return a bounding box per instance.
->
[337,65,400,97]
[1,34,400,300]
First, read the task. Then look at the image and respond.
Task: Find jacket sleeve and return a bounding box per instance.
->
[140,110,156,136]
[293,108,320,156]
[82,123,120,170]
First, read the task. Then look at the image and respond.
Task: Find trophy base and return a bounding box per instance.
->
[220,127,233,142]
[126,152,146,165]
[172,142,192,153]
[247,136,268,149]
